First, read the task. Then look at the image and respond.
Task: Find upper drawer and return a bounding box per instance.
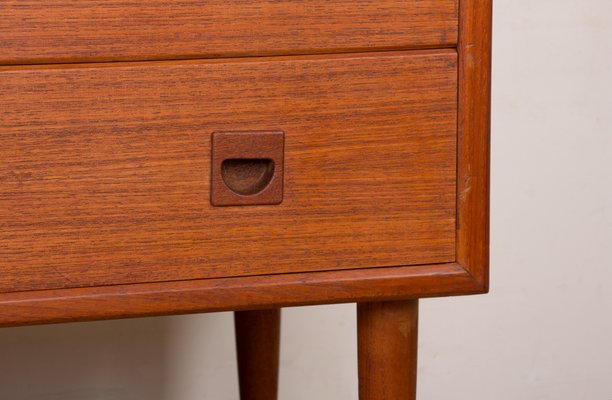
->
[0,0,458,64]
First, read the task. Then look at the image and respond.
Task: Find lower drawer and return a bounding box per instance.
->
[0,51,457,293]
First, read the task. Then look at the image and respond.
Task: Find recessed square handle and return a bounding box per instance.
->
[211,131,284,206]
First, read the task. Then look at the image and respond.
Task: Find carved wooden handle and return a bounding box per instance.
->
[211,131,284,206]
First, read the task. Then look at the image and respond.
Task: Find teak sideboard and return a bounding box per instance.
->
[0,1,491,398]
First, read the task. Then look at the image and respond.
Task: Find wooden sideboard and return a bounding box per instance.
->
[0,1,491,398]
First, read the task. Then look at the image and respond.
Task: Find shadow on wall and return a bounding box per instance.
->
[0,312,240,400]
[0,304,358,400]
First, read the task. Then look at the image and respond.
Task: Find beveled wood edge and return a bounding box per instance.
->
[0,45,458,67]
[456,0,492,289]
[0,48,456,72]
[0,263,485,327]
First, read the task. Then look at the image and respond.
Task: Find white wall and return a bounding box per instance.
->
[2,1,611,398]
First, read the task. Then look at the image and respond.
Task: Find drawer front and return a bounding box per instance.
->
[0,1,457,64]
[0,51,457,293]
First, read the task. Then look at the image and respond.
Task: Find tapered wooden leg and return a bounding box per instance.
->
[358,300,419,400]
[234,309,281,400]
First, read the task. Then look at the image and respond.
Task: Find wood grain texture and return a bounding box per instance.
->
[0,263,481,327]
[235,309,281,400]
[457,0,492,287]
[358,300,418,400]
[0,0,458,65]
[0,0,491,327]
[0,51,457,293]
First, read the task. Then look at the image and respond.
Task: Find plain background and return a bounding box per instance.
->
[1,0,611,398]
